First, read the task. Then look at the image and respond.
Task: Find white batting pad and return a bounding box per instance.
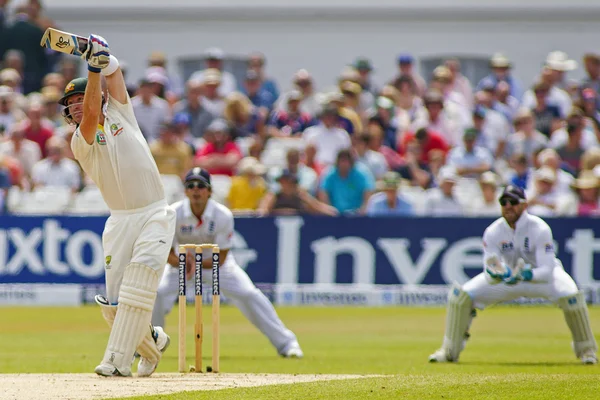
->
[442,284,474,361]
[95,295,117,328]
[101,263,159,373]
[136,327,161,364]
[558,291,598,358]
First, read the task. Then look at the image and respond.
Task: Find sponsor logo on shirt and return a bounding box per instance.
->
[110,122,123,136]
[181,225,193,234]
[524,237,530,252]
[500,241,514,252]
[96,131,107,145]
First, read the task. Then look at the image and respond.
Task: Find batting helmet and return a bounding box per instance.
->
[58,77,88,106]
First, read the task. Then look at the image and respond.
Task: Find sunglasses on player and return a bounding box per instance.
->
[499,198,521,207]
[185,181,208,190]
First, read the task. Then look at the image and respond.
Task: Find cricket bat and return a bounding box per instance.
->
[40,28,89,56]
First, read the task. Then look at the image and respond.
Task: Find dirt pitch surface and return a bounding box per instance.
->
[0,373,377,400]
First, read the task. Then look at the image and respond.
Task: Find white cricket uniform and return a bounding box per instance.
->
[152,197,298,354]
[71,95,176,304]
[462,211,578,309]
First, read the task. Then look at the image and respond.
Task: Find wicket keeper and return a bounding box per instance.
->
[151,167,304,358]
[59,34,176,377]
[429,185,597,364]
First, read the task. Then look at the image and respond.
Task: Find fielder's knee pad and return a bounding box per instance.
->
[102,263,160,371]
[558,291,597,358]
[95,295,117,328]
[443,284,474,361]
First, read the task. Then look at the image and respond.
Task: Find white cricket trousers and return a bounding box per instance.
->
[152,261,297,354]
[463,267,579,309]
[102,200,176,304]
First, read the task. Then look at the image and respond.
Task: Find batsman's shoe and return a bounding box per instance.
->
[94,363,132,377]
[428,348,454,363]
[137,326,170,377]
[281,341,304,358]
[581,350,597,365]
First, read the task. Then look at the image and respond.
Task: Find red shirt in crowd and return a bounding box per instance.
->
[195,141,242,176]
[399,130,449,164]
[24,123,54,158]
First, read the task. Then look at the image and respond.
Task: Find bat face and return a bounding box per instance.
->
[41,28,88,57]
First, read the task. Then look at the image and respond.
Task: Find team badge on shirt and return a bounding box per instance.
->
[96,130,107,145]
[110,122,123,136]
[105,255,112,269]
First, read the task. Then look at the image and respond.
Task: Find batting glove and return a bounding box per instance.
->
[82,34,110,73]
[503,259,533,285]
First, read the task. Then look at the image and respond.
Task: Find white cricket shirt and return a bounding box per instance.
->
[71,95,165,211]
[171,198,236,267]
[482,211,561,283]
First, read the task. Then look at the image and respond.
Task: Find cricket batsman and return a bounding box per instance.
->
[58,34,176,376]
[151,167,304,358]
[429,185,597,364]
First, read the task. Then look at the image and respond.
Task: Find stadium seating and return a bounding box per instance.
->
[68,186,110,215]
[11,187,73,215]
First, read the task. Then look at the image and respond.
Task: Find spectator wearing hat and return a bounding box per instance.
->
[550,107,598,155]
[189,47,237,97]
[247,52,280,103]
[0,120,40,183]
[393,54,426,96]
[286,69,321,117]
[353,133,388,180]
[580,53,600,109]
[522,67,572,119]
[478,82,513,123]
[303,104,351,167]
[40,85,63,128]
[468,171,502,217]
[412,89,464,147]
[367,95,399,150]
[318,149,375,214]
[476,53,522,100]
[545,51,578,90]
[444,58,474,109]
[364,120,404,171]
[507,108,548,164]
[266,90,315,137]
[223,91,264,139]
[173,79,216,139]
[194,119,242,176]
[147,51,184,98]
[226,156,267,213]
[447,128,494,179]
[0,68,24,96]
[31,136,80,192]
[242,69,275,114]
[557,170,600,217]
[259,169,337,216]
[132,78,171,142]
[430,65,470,117]
[197,68,226,117]
[144,66,171,102]
[337,66,375,116]
[526,166,561,217]
[527,148,574,196]
[353,57,379,98]
[150,121,192,178]
[423,166,463,216]
[366,171,414,216]
[399,127,448,165]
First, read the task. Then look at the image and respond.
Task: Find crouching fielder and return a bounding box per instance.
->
[429,185,597,364]
[60,34,176,376]
[151,168,303,358]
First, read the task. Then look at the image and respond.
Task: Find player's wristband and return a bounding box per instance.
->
[88,65,101,73]
[101,55,119,77]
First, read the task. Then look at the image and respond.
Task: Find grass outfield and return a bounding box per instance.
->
[1,305,599,399]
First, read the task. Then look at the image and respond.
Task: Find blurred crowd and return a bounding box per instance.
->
[1,1,600,217]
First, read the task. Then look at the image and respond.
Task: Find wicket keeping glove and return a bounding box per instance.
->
[485,255,512,281]
[82,34,110,73]
[503,258,533,285]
